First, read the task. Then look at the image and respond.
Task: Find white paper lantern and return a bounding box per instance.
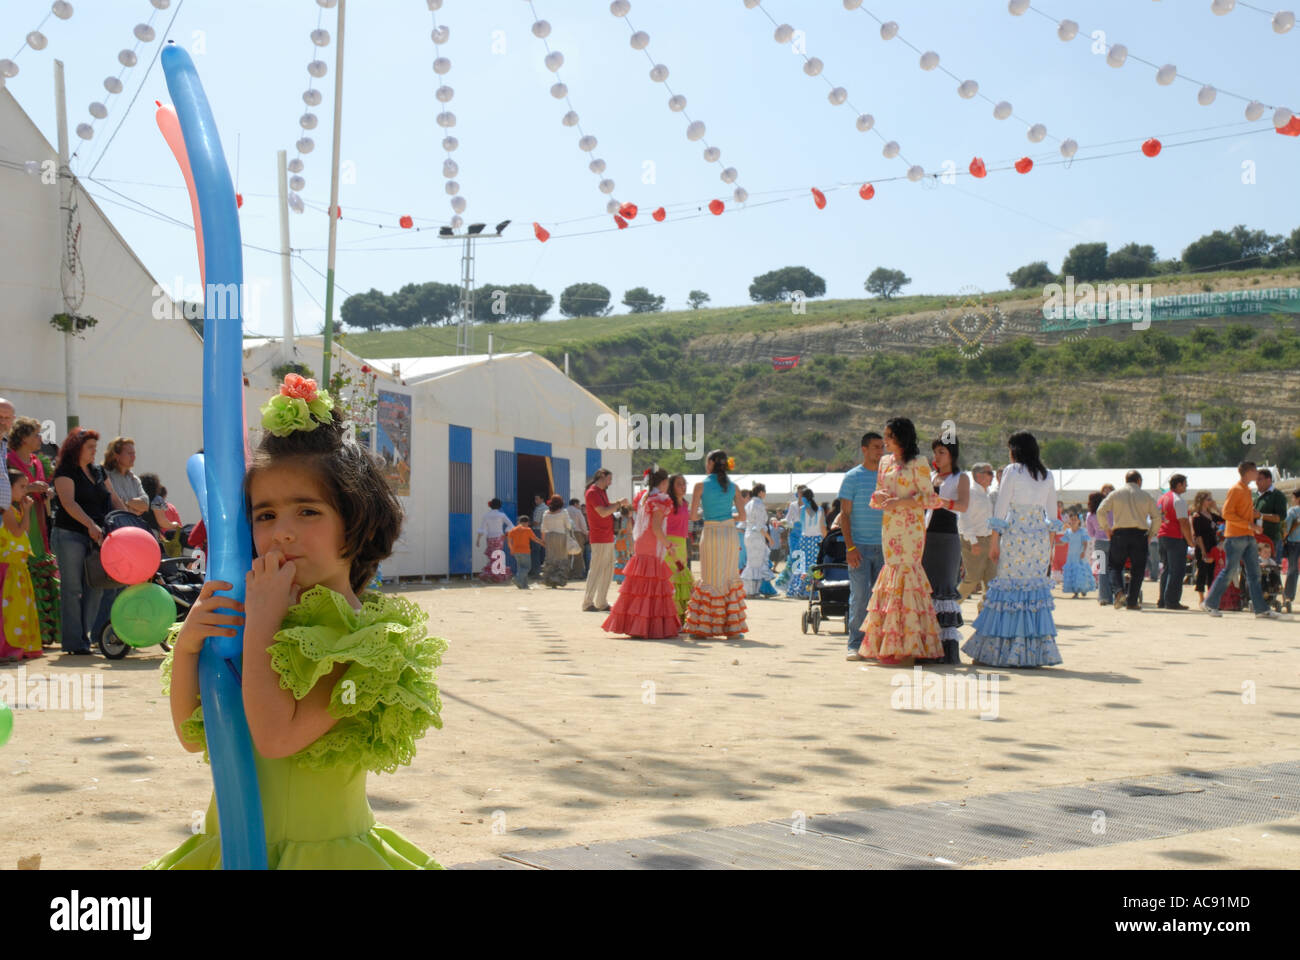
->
[774,24,794,44]
[118,50,138,67]
[958,79,979,99]
[630,31,650,50]
[443,159,458,178]
[151,0,171,7]
[550,82,568,99]
[1060,138,1078,158]
[598,179,616,194]
[880,21,898,40]
[76,122,93,140]
[288,158,304,173]
[89,102,108,119]
[1057,19,1078,41]
[803,58,824,77]
[445,180,460,195]
[1106,44,1127,68]
[451,215,463,230]
[299,113,318,130]
[451,196,467,214]
[668,94,687,111]
[52,2,74,20]
[733,186,748,203]
[24,160,40,175]
[610,0,631,15]
[303,89,322,106]
[562,110,579,126]
[297,137,315,153]
[919,51,939,71]
[686,120,706,141]
[1027,123,1046,142]
[703,146,721,162]
[433,57,451,75]
[907,165,924,182]
[856,113,874,131]
[1275,106,1294,128]
[606,199,621,214]
[545,51,564,72]
[443,137,459,153]
[133,24,156,42]
[290,175,306,192]
[882,141,899,158]
[308,60,328,78]
[828,87,848,105]
[1211,0,1235,14]
[744,0,762,8]
[311,29,330,47]
[720,167,738,183]
[288,192,305,214]
[436,111,456,127]
[436,85,454,103]
[532,20,551,39]
[1274,11,1295,33]
[104,76,123,93]
[318,0,338,7]
[1156,64,1176,86]
[579,134,598,151]
[1241,100,1265,121]
[1197,85,1217,106]
[843,0,863,9]
[590,158,607,173]
[1008,0,1030,14]
[432,25,450,45]
[649,64,669,82]
[27,31,48,50]
[993,100,1012,119]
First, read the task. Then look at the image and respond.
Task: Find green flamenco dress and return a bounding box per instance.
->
[146,586,446,870]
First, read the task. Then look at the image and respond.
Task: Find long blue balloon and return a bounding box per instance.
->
[185,452,209,528]
[162,44,267,870]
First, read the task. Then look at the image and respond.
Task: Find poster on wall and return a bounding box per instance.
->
[376,391,412,496]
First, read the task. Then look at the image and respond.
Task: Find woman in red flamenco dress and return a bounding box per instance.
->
[603,469,682,639]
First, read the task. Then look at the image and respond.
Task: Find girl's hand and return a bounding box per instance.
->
[174,580,245,657]
[245,550,300,638]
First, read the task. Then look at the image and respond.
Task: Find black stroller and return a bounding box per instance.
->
[800,528,851,635]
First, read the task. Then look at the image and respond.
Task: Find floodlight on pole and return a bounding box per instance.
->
[438,220,510,355]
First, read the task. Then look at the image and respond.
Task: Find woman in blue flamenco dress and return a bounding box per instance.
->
[1060,511,1094,598]
[962,431,1064,668]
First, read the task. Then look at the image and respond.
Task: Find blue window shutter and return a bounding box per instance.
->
[553,458,570,504]
[495,450,517,522]
[586,448,602,486]
[448,425,473,573]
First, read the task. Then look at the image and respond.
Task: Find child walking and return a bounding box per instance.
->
[1,469,43,660]
[1061,511,1094,598]
[506,516,544,590]
[147,375,445,870]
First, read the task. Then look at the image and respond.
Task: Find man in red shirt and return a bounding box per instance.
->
[583,468,630,612]
[1156,474,1196,610]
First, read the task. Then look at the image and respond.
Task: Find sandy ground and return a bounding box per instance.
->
[3,574,1299,870]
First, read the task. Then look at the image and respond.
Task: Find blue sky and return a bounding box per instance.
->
[4,0,1297,337]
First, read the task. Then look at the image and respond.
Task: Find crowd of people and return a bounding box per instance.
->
[0,396,187,660]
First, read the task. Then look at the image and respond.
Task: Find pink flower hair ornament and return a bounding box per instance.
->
[260,373,336,437]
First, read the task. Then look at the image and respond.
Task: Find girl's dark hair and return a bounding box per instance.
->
[706,448,729,490]
[751,481,765,496]
[1087,491,1105,514]
[1007,431,1048,481]
[139,472,161,500]
[884,417,920,463]
[931,438,959,473]
[800,487,818,512]
[824,498,841,529]
[55,427,100,473]
[647,467,669,494]
[488,497,502,509]
[668,473,686,510]
[7,467,25,487]
[244,409,402,594]
[548,494,565,511]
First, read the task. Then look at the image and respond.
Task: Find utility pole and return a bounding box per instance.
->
[321,0,345,384]
[54,59,79,432]
[456,235,475,355]
[276,150,295,362]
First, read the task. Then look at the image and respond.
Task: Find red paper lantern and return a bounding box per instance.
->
[811,187,827,209]
[532,222,550,242]
[708,199,725,215]
[399,215,414,229]
[1014,157,1033,174]
[614,214,629,229]
[969,157,987,178]
[859,183,875,200]
[1277,115,1300,136]
[618,202,638,220]
[652,207,666,221]
[333,206,342,219]
[235,193,244,209]
[1141,137,1162,157]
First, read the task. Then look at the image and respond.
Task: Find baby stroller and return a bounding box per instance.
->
[800,529,851,635]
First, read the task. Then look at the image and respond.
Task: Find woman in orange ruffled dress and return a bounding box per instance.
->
[861,417,954,666]
[602,468,682,639]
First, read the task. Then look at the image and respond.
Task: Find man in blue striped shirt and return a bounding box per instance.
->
[838,431,885,660]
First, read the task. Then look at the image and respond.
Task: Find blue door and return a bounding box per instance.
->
[495,450,518,522]
[552,458,570,505]
[449,425,472,574]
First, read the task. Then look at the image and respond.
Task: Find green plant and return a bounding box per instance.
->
[272,361,316,382]
[49,312,97,334]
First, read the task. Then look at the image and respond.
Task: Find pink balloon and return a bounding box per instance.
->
[155,102,205,289]
[101,527,161,585]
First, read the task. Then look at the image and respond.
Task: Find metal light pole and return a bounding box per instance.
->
[321,0,346,384]
[441,221,511,355]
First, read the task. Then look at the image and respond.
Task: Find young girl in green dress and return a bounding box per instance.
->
[148,375,445,869]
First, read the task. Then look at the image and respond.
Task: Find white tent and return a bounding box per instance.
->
[242,337,633,579]
[0,87,203,521]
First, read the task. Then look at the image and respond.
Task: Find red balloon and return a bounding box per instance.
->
[235,193,244,209]
[618,202,638,219]
[101,527,161,585]
[1014,157,1033,174]
[532,222,550,242]
[969,157,987,178]
[1141,137,1162,157]
[652,207,666,221]
[614,214,629,229]
[399,215,414,228]
[859,183,875,200]
[708,199,725,216]
[811,187,827,209]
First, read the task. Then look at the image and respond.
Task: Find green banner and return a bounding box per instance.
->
[1041,286,1300,331]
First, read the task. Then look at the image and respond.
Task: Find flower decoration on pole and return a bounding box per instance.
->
[261,374,335,437]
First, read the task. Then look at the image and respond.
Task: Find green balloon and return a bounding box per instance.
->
[0,700,12,748]
[111,583,176,648]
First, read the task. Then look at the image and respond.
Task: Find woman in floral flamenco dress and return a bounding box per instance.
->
[602,469,681,639]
